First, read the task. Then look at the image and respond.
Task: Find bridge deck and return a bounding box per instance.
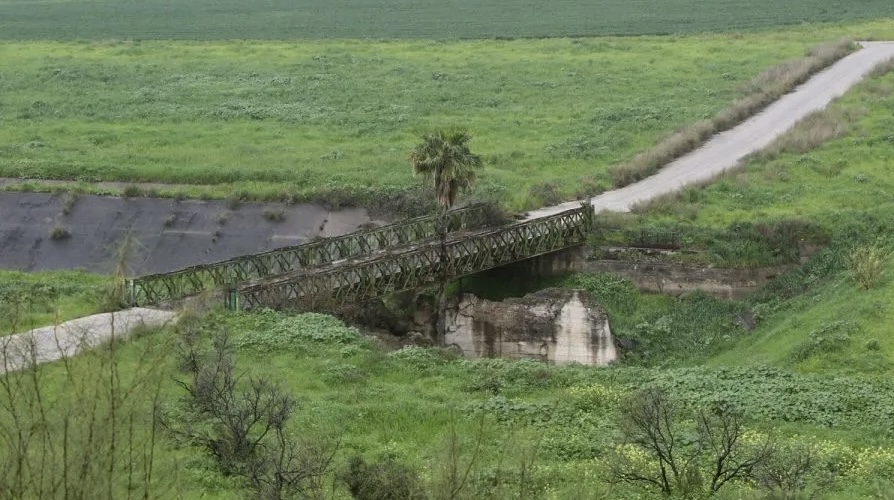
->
[235,205,590,310]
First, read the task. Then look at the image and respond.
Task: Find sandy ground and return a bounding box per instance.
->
[526,41,894,218]
[0,308,177,373]
[0,193,379,274]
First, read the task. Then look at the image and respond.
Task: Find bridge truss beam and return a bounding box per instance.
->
[236,204,591,310]
[125,203,493,306]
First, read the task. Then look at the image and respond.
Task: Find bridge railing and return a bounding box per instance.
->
[236,203,592,310]
[125,203,494,306]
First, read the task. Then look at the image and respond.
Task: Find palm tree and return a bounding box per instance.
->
[410,130,483,343]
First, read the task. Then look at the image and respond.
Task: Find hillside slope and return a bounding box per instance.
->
[638,63,894,374]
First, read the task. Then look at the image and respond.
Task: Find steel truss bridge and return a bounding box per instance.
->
[126,203,592,310]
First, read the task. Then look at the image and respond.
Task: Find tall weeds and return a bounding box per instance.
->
[0,314,169,499]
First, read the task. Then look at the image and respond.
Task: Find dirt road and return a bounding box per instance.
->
[526,41,894,218]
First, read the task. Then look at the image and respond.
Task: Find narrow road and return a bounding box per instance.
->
[526,41,894,218]
[0,308,177,373]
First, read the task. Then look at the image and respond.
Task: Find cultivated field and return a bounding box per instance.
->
[1,0,894,40]
[3,21,893,209]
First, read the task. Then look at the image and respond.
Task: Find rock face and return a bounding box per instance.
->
[445,288,617,366]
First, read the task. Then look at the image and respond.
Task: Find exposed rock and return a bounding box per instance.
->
[445,288,616,366]
[614,337,638,352]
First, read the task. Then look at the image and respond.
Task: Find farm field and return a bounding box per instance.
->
[2,20,894,210]
[1,0,894,40]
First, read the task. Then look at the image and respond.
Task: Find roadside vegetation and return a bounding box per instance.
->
[0,270,108,335]
[615,57,894,374]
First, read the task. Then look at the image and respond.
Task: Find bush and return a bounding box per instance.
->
[850,244,889,289]
[788,320,856,362]
[163,329,336,499]
[235,312,362,353]
[49,225,71,240]
[263,208,286,222]
[123,185,142,197]
[527,182,563,206]
[341,455,426,500]
[388,346,458,375]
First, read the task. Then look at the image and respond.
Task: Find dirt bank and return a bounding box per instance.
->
[0,192,379,275]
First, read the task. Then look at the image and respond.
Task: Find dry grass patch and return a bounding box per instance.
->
[754,107,859,161]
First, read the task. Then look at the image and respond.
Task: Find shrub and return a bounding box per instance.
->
[236,312,362,353]
[527,182,563,206]
[341,455,426,500]
[262,208,286,222]
[225,196,242,210]
[163,330,337,499]
[49,225,71,240]
[123,185,142,197]
[850,244,889,289]
[788,320,856,362]
[388,346,458,375]
[459,201,514,230]
[60,191,79,215]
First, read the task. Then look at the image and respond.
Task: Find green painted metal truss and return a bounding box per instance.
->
[125,203,495,306]
[235,204,592,310]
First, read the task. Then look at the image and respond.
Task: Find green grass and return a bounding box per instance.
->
[0,270,110,334]
[2,25,893,209]
[7,310,894,499]
[638,60,894,227]
[1,0,894,40]
[628,58,894,375]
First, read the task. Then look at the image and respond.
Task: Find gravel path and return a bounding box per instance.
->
[526,41,894,218]
[0,308,177,373]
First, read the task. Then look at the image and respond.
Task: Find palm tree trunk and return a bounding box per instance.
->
[435,205,449,345]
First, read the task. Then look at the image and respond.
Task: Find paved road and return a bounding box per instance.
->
[526,41,894,218]
[0,308,177,373]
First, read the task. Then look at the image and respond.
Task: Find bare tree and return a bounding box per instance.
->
[611,388,774,497]
[430,413,485,500]
[163,327,337,500]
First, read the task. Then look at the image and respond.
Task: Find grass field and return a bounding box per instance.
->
[0,270,110,334]
[3,23,894,209]
[5,311,894,499]
[623,60,894,375]
[1,0,894,40]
